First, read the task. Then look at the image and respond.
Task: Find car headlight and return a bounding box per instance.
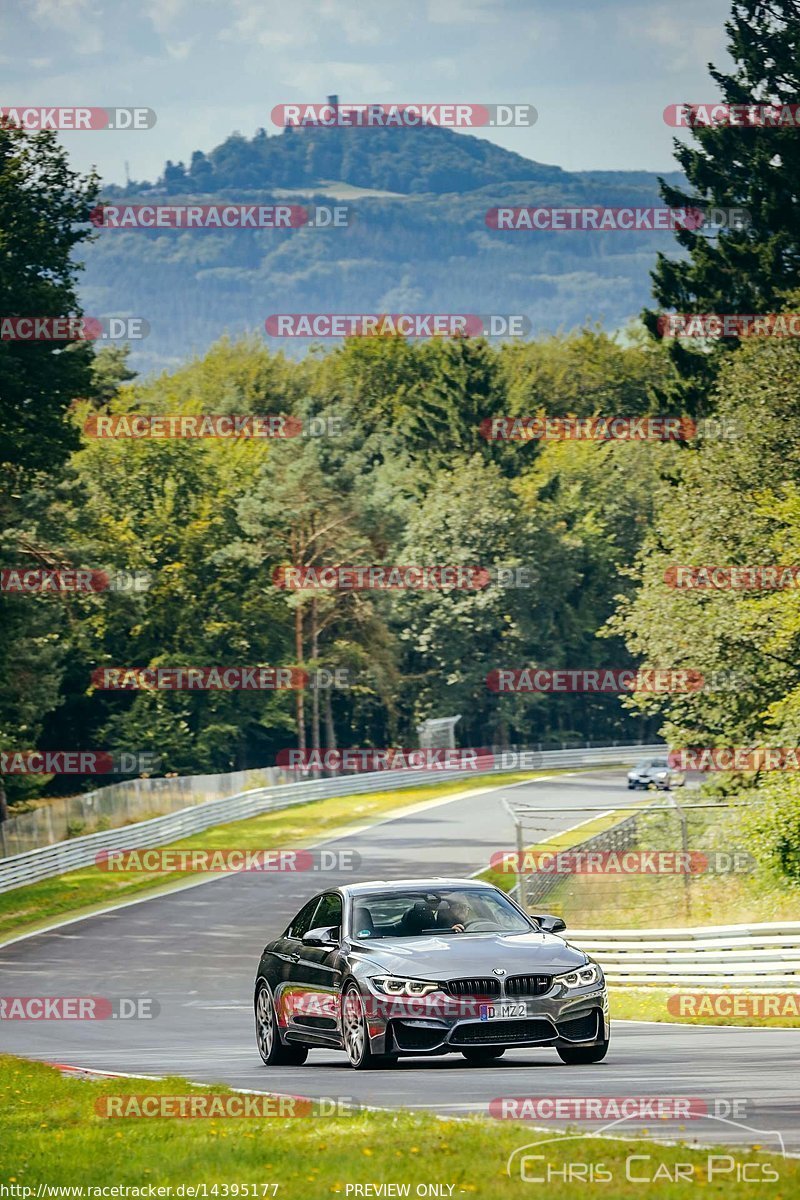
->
[554,963,602,989]
[371,976,441,997]
[657,770,668,778]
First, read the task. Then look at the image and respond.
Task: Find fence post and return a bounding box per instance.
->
[669,792,691,919]
[514,815,526,909]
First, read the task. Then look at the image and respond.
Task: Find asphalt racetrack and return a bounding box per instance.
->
[1,769,796,1154]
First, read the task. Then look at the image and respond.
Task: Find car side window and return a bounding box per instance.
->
[313,892,343,933]
[286,897,321,940]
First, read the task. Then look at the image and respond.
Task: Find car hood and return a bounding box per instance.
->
[350,930,587,978]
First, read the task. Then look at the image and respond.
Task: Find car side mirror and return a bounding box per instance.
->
[302,925,340,947]
[534,913,567,934]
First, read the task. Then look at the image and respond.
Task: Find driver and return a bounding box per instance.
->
[437,893,472,932]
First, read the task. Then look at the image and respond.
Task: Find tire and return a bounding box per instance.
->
[461,1047,506,1065]
[255,982,309,1066]
[341,983,397,1070]
[557,1037,609,1065]
[627,782,635,790]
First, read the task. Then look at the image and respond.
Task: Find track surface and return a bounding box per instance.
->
[1,769,796,1153]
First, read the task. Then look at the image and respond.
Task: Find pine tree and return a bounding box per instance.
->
[645,0,800,411]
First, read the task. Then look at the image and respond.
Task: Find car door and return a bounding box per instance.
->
[269,894,323,1031]
[288,891,344,1042]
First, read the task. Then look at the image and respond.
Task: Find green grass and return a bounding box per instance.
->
[0,770,554,944]
[611,987,800,1028]
[1,1056,795,1197]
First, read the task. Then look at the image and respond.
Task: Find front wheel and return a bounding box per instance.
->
[461,1047,506,1065]
[255,982,309,1066]
[342,983,397,1070]
[557,1037,609,1064]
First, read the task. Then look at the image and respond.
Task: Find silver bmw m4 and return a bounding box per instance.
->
[254,878,609,1070]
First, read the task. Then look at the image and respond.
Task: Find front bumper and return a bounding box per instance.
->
[361,984,609,1056]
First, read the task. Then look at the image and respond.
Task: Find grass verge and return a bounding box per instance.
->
[1,1055,795,1196]
[610,987,800,1028]
[0,770,555,945]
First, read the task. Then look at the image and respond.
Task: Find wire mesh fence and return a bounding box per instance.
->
[0,766,296,857]
[503,789,753,928]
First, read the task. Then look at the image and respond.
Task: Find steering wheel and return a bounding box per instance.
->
[461,920,501,931]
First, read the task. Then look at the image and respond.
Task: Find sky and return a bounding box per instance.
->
[1,0,734,187]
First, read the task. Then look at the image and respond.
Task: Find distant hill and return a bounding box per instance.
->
[84,124,685,374]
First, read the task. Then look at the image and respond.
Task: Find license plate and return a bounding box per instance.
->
[479,1002,527,1021]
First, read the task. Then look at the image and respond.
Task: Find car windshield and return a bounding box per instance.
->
[349,888,533,939]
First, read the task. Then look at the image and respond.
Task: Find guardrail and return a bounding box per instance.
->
[0,742,662,894]
[568,922,800,988]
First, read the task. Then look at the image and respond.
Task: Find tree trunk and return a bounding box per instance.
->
[310,598,321,777]
[294,602,306,752]
[310,597,320,754]
[324,686,336,751]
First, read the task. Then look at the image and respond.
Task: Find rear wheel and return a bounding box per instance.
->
[557,1036,609,1064]
[461,1047,506,1065]
[255,982,309,1066]
[342,983,397,1070]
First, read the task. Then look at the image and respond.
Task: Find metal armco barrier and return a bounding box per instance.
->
[568,923,800,988]
[0,743,661,894]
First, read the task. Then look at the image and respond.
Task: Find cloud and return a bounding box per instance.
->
[144,0,191,35]
[287,60,394,94]
[30,0,103,53]
[425,0,497,23]
[636,3,730,73]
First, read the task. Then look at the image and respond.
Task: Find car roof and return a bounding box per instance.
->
[340,878,497,897]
